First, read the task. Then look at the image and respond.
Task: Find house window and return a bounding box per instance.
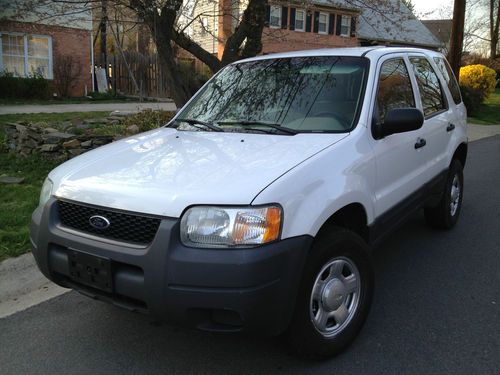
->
[341,16,351,36]
[318,13,328,34]
[270,5,281,28]
[295,10,305,31]
[201,17,209,35]
[0,33,52,79]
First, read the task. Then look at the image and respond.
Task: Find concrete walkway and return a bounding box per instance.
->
[0,253,68,319]
[468,124,500,141]
[0,102,176,115]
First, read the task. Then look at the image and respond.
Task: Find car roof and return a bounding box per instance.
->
[235,47,443,64]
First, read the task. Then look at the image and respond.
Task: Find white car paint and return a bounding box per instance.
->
[47,46,467,240]
[50,128,347,217]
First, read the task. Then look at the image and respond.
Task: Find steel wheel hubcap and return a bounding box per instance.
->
[310,257,361,337]
[450,174,461,216]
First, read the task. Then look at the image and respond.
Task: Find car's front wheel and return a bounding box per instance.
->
[287,227,374,358]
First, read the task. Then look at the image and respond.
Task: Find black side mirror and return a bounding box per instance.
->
[376,108,424,138]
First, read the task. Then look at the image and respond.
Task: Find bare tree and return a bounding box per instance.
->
[6,0,447,106]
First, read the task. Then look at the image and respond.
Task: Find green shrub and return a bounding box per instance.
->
[460,85,484,115]
[0,72,49,99]
[88,90,124,100]
[122,109,175,132]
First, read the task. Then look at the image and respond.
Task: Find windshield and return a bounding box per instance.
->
[175,56,369,134]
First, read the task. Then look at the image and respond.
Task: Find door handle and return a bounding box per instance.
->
[446,123,455,132]
[415,138,426,149]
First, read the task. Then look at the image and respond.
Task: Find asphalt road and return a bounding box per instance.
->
[1,136,499,375]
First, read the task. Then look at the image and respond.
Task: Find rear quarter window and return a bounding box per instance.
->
[433,57,462,105]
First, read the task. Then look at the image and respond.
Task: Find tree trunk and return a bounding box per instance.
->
[100,0,109,86]
[449,0,466,80]
[145,3,192,107]
[221,0,267,67]
[490,0,500,58]
[172,0,268,72]
[155,40,191,107]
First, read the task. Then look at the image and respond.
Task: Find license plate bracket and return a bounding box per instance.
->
[68,250,113,293]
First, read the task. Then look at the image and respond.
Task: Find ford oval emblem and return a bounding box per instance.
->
[89,215,111,230]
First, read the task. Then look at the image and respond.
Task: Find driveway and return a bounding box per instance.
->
[0,102,176,114]
[0,136,499,374]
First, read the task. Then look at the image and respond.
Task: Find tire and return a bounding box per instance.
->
[287,226,374,359]
[424,159,464,230]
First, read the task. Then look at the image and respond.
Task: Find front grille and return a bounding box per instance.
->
[57,200,161,245]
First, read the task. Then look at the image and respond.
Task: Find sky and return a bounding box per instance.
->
[413,0,454,19]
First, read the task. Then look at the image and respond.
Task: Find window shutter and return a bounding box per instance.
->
[350,16,357,37]
[281,6,288,29]
[336,14,342,35]
[265,5,270,27]
[306,13,312,32]
[328,14,335,34]
[290,8,296,30]
[313,11,319,33]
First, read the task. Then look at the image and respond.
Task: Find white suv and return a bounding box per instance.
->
[31,47,467,358]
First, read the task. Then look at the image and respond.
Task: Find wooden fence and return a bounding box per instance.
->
[95,52,172,98]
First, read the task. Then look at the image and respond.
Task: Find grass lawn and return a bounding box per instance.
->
[0,109,173,261]
[468,88,500,125]
[0,111,109,261]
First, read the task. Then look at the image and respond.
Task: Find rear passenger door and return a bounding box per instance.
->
[408,55,452,180]
[370,55,428,218]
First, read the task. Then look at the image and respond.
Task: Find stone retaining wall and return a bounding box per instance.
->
[4,123,115,160]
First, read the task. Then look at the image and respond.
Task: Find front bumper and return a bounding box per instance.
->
[30,198,312,335]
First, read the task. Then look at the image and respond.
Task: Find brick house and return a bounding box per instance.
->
[0,1,93,97]
[190,0,440,59]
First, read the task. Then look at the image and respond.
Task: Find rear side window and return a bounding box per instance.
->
[409,57,447,117]
[433,57,462,104]
[375,58,415,123]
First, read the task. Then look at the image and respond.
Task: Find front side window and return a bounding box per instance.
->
[0,33,52,79]
[433,57,462,105]
[295,10,305,31]
[177,56,369,133]
[410,57,446,117]
[270,5,281,28]
[318,13,328,34]
[375,58,415,123]
[341,16,351,36]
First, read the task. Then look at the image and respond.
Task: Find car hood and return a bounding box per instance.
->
[50,128,347,217]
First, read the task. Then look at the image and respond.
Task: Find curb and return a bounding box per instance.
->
[0,253,68,319]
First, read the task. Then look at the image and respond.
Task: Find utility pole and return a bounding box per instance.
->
[449,0,466,80]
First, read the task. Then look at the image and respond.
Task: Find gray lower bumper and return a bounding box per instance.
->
[30,198,312,335]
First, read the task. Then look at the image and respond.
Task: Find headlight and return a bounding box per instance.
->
[180,205,282,248]
[39,178,53,207]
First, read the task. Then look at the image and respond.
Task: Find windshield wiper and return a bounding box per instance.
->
[217,120,298,135]
[174,118,224,132]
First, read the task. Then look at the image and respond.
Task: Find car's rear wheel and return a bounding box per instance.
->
[425,159,464,229]
[287,227,374,359]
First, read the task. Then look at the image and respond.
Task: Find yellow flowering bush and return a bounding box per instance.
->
[459,64,496,98]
